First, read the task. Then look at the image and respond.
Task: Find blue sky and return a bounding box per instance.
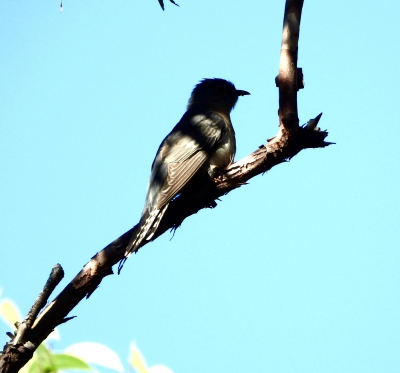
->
[1,0,400,372]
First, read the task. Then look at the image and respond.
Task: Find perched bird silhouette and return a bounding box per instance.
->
[123,78,249,262]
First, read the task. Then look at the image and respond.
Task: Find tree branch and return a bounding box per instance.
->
[277,0,303,131]
[0,1,332,372]
[0,265,64,373]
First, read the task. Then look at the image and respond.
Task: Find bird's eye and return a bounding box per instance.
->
[215,85,226,95]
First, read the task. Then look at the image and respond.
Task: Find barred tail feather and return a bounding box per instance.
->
[125,204,169,257]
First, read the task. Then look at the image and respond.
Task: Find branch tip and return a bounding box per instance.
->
[59,316,76,325]
[305,113,323,131]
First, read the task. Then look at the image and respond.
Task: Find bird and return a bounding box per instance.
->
[122,78,249,265]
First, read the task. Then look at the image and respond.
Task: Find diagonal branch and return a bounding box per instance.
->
[0,1,331,372]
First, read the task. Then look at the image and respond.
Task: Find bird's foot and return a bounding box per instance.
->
[209,165,223,181]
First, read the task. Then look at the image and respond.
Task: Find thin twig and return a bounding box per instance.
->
[12,264,64,346]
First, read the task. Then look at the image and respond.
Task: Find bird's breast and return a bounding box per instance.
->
[208,124,236,171]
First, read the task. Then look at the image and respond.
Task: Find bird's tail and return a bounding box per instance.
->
[118,205,168,273]
[125,204,169,257]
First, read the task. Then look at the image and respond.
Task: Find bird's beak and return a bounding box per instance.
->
[235,89,250,96]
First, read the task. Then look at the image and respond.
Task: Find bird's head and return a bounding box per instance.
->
[187,78,250,113]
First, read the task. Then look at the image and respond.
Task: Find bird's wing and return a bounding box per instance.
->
[154,113,226,208]
[124,113,226,259]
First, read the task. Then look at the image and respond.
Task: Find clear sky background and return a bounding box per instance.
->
[1,1,400,372]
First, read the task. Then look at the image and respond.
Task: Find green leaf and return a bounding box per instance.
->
[28,346,92,373]
[52,354,92,371]
[28,344,57,373]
